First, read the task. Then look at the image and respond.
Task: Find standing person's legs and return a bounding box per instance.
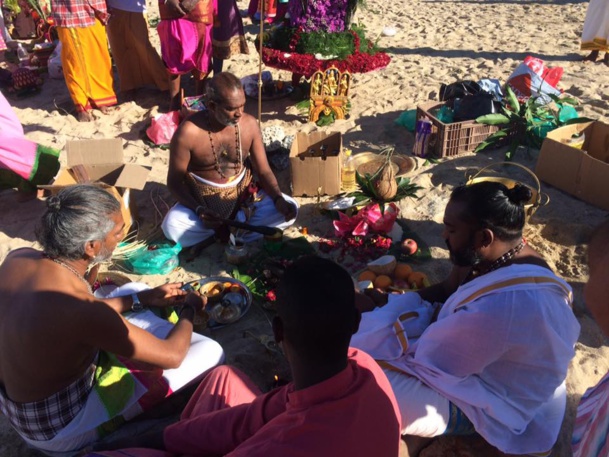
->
[57,20,117,120]
[107,9,169,97]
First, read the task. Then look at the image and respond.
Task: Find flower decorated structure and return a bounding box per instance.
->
[258,0,390,79]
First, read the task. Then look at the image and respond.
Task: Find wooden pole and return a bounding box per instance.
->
[257,0,265,126]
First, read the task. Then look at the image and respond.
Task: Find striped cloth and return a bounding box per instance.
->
[0,363,96,440]
[572,371,609,457]
[50,0,109,28]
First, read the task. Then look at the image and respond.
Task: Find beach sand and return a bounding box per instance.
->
[1,0,608,455]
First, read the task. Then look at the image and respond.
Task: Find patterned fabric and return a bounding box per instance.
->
[0,363,96,440]
[185,167,252,220]
[50,0,108,28]
[212,0,249,60]
[572,371,609,457]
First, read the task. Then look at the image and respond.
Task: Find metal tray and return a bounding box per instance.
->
[183,276,252,327]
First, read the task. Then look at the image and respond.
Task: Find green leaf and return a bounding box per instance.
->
[476,113,510,125]
[504,138,520,161]
[505,86,521,114]
[564,117,595,125]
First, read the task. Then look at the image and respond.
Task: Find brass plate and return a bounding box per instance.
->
[351,153,416,177]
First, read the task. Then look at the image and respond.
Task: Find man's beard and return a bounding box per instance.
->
[91,245,113,264]
[447,239,483,267]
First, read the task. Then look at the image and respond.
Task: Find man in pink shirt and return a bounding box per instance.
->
[89,256,402,456]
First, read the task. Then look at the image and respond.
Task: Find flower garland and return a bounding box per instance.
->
[261,29,390,78]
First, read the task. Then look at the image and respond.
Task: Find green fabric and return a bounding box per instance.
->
[0,143,60,192]
[29,144,60,184]
[94,351,136,419]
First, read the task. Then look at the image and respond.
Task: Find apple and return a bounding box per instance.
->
[401,238,418,256]
[393,279,410,290]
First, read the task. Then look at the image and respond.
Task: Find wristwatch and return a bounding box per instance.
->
[131,293,144,312]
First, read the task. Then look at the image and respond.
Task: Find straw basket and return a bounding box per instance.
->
[466,162,549,223]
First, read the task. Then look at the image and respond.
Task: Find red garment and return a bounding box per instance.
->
[164,348,401,456]
[50,0,108,28]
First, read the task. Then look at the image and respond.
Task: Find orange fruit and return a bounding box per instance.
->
[223,281,233,289]
[394,263,413,281]
[230,284,242,294]
[373,275,393,290]
[409,272,429,289]
[358,270,377,282]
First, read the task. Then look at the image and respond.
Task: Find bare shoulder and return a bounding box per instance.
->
[172,113,207,148]
[5,247,40,261]
[239,114,262,137]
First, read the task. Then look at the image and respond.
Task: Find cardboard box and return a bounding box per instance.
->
[536,122,609,211]
[290,131,343,196]
[39,139,151,234]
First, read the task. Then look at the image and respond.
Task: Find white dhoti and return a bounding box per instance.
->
[162,173,298,247]
[581,0,609,51]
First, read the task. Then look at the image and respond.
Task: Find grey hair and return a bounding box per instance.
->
[36,184,121,260]
[205,72,243,103]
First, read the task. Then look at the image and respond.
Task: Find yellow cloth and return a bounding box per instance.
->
[57,19,117,112]
[107,10,169,92]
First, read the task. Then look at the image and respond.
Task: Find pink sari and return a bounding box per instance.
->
[0,93,60,191]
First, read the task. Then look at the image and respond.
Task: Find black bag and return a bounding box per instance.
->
[439,80,482,103]
[453,92,502,122]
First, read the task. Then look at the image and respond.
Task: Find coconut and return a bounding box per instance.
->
[367,255,397,276]
[371,155,398,201]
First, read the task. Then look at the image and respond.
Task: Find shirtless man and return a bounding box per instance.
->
[162,71,297,247]
[0,185,224,454]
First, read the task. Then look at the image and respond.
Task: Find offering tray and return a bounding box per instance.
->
[184,276,252,328]
[351,153,416,177]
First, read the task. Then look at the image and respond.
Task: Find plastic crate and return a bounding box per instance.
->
[416,101,500,158]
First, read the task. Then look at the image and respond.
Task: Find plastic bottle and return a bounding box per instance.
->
[341,148,357,192]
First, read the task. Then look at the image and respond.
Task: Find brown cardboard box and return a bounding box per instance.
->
[290,131,343,196]
[39,139,151,234]
[536,122,609,211]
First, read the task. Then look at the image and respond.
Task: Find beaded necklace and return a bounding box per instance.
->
[207,115,242,179]
[462,239,525,284]
[45,254,93,295]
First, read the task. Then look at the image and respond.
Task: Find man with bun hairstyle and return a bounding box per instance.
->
[353,181,580,456]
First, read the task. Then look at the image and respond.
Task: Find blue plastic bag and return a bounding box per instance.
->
[394,109,417,132]
[127,243,182,275]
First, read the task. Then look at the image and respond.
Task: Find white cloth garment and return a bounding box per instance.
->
[162,190,298,247]
[351,264,580,455]
[581,0,609,51]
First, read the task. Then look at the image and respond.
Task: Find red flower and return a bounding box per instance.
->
[265,290,277,302]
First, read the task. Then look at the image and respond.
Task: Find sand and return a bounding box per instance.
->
[1,0,608,455]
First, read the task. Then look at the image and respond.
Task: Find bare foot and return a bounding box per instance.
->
[603,53,609,66]
[77,110,94,122]
[583,50,599,63]
[99,106,114,114]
